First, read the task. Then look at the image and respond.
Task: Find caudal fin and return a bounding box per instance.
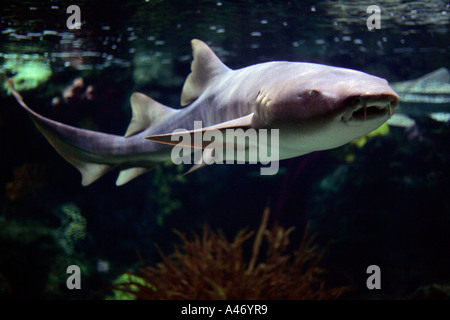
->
[8,79,118,186]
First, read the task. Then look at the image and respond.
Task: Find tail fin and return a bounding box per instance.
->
[8,79,118,186]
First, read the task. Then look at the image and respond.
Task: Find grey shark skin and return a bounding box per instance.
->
[386,68,450,127]
[9,39,399,186]
[390,67,450,118]
[391,67,450,106]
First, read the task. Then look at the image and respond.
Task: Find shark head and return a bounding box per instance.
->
[253,63,399,157]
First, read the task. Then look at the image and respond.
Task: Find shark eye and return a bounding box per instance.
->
[307,90,317,97]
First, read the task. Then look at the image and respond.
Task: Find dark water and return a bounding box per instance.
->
[0,0,449,300]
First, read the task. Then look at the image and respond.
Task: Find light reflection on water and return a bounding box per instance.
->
[0,0,448,79]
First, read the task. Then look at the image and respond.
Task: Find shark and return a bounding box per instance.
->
[387,67,450,127]
[8,39,399,186]
[391,67,450,107]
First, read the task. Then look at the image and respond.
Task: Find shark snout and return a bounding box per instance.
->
[341,93,399,125]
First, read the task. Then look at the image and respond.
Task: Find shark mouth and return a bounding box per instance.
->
[341,96,398,125]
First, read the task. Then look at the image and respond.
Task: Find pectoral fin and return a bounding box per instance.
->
[146,113,255,149]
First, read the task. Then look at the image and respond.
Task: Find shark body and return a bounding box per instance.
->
[386,68,449,127]
[391,67,450,108]
[9,39,399,186]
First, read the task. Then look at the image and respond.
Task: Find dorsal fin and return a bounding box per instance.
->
[125,92,177,138]
[417,67,449,84]
[180,39,231,106]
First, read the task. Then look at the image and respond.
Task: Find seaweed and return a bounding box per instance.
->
[58,202,87,255]
[0,216,93,299]
[151,161,186,226]
[117,206,350,300]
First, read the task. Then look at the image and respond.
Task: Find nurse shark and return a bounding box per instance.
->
[8,39,399,186]
[387,67,450,127]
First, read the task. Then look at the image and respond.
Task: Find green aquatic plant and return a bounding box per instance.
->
[0,216,92,299]
[118,207,350,300]
[2,55,52,92]
[106,273,155,300]
[340,123,390,163]
[151,162,186,226]
[58,202,87,254]
[351,123,390,149]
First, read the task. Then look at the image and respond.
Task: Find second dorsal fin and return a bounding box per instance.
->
[125,92,178,138]
[180,39,231,106]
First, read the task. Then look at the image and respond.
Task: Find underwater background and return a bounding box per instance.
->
[0,0,449,299]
